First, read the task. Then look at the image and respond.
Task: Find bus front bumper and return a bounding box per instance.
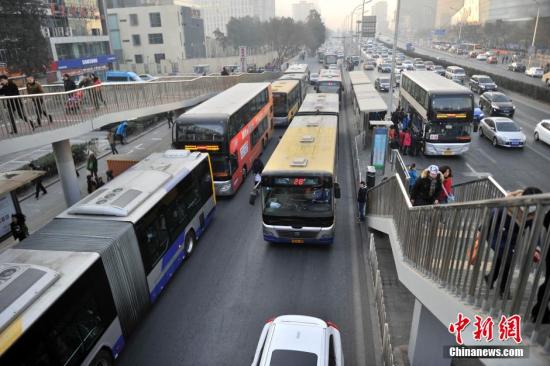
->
[424,142,470,156]
[214,180,235,196]
[273,116,289,127]
[262,224,335,244]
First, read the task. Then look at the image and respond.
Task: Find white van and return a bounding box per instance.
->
[445,66,467,85]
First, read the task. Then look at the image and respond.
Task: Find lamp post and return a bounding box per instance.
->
[386,0,401,120]
[527,1,540,68]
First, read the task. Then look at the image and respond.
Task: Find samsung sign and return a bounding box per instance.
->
[57,54,116,70]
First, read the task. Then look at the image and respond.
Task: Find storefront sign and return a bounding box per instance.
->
[57,55,116,70]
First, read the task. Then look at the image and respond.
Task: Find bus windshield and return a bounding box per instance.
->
[318,81,341,94]
[431,95,472,112]
[210,155,236,180]
[273,93,288,115]
[262,176,333,218]
[177,121,225,141]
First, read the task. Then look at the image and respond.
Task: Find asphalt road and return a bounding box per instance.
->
[363,66,550,192]
[117,57,378,366]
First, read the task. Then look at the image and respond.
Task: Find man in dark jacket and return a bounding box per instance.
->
[26,75,53,126]
[357,181,367,222]
[410,165,443,206]
[0,74,35,133]
[221,67,229,76]
[252,157,264,175]
[63,73,77,92]
[29,162,47,199]
[11,214,29,242]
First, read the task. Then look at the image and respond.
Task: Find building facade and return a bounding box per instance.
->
[371,1,388,34]
[189,0,275,37]
[478,0,550,23]
[292,1,317,22]
[107,3,206,66]
[399,0,437,36]
[45,0,114,78]
[435,0,464,27]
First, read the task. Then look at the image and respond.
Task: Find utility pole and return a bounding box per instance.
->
[527,3,540,68]
[387,0,401,119]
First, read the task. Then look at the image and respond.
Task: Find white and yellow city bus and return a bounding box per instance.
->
[271,79,301,127]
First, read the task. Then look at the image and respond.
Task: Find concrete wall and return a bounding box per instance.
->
[119,51,278,75]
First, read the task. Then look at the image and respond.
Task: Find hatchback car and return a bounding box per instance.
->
[479,117,526,148]
[534,120,550,146]
[479,92,515,117]
[251,315,344,366]
[375,77,391,92]
[469,75,497,94]
[526,67,544,78]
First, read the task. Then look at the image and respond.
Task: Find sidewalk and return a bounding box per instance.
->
[1,120,173,250]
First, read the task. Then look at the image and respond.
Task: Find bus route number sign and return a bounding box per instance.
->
[293,178,305,186]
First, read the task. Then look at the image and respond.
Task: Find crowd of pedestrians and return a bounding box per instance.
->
[389,108,423,156]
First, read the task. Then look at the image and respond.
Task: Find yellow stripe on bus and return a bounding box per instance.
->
[0,318,22,356]
[436,113,467,119]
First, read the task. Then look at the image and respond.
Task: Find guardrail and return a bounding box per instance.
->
[368,150,550,349]
[1,72,280,138]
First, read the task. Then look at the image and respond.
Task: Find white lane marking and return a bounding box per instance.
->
[135,144,144,150]
[476,147,497,164]
[526,145,550,164]
[465,162,477,174]
[152,137,162,141]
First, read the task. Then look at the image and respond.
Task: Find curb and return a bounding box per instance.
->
[18,119,168,202]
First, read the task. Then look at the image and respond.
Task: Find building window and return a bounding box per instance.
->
[148,33,163,44]
[154,53,165,63]
[149,12,162,27]
[135,54,143,64]
[129,14,138,26]
[132,34,141,46]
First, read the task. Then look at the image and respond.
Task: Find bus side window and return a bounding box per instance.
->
[136,209,170,273]
[192,159,213,204]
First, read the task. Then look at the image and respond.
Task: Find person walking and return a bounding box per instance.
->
[115,121,128,144]
[87,175,97,194]
[107,130,118,154]
[10,214,29,242]
[221,67,229,76]
[402,129,412,155]
[87,153,98,179]
[78,75,92,89]
[357,181,368,222]
[91,75,106,109]
[252,157,264,176]
[166,111,174,129]
[63,73,77,92]
[398,128,406,152]
[0,74,35,133]
[438,165,454,203]
[410,165,443,206]
[408,163,418,193]
[26,75,53,126]
[28,162,47,199]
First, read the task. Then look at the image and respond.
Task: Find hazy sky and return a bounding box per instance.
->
[276,0,397,30]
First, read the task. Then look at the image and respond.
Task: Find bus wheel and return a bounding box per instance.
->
[90,349,113,366]
[184,231,196,257]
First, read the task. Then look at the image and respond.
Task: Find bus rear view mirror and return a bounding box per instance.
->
[334,183,341,199]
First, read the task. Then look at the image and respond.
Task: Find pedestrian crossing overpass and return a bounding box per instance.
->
[366,150,550,365]
[0,72,280,205]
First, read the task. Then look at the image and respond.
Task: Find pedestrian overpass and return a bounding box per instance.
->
[367,150,550,365]
[0,72,279,205]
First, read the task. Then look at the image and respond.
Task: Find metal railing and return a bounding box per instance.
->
[368,152,550,349]
[1,72,280,138]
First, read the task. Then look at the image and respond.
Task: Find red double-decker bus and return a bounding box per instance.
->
[173,83,273,195]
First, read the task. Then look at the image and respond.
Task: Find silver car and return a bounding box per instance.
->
[479,117,526,148]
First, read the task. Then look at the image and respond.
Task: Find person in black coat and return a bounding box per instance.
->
[28,162,47,199]
[63,73,77,92]
[252,157,264,175]
[11,214,29,242]
[0,74,35,133]
[410,165,443,206]
[357,181,368,222]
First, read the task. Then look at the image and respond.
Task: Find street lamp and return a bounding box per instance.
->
[527,0,541,68]
[386,0,401,119]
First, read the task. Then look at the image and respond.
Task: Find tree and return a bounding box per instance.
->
[0,0,50,74]
[304,9,326,54]
[267,17,300,66]
[226,16,266,49]
[213,28,229,50]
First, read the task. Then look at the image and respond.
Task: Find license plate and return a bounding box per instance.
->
[511,142,519,146]
[291,239,304,244]
[443,150,453,155]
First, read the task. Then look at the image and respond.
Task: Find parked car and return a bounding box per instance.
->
[375,77,391,92]
[251,315,344,366]
[532,119,550,148]
[508,62,526,72]
[309,72,319,85]
[525,67,544,78]
[469,75,498,94]
[424,61,435,70]
[487,56,498,64]
[433,65,446,76]
[479,91,515,117]
[476,54,488,61]
[479,117,526,148]
[378,63,392,73]
[105,71,145,82]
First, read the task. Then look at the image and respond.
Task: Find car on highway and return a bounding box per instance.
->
[309,72,319,85]
[469,75,498,94]
[424,61,435,70]
[413,58,423,63]
[414,63,426,71]
[534,120,550,145]
[479,117,526,148]
[508,62,526,73]
[476,54,488,61]
[363,61,376,70]
[402,60,414,71]
[251,315,344,366]
[479,91,515,117]
[139,73,159,81]
[487,56,498,64]
[525,67,544,78]
[433,65,446,76]
[469,50,480,58]
[378,63,392,73]
[445,66,467,84]
[375,77,391,92]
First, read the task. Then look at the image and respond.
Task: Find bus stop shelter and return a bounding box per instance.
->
[348,70,371,86]
[0,170,45,243]
[351,83,388,143]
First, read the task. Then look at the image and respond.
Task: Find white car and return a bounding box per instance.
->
[525,67,544,78]
[251,315,344,366]
[139,74,159,81]
[479,117,526,148]
[476,54,488,61]
[534,120,550,146]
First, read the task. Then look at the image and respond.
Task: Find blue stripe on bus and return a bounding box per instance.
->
[112,335,125,358]
[150,206,217,303]
[263,235,333,245]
